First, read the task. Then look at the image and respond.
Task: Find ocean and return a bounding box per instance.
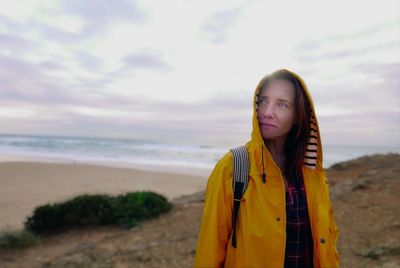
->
[0,134,399,172]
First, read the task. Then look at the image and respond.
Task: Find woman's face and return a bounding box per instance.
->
[257,79,296,142]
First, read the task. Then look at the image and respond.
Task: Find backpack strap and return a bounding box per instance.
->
[230,145,249,248]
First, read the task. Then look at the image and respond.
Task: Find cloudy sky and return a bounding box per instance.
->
[0,0,399,147]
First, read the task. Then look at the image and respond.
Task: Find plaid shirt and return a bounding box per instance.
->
[284,177,314,268]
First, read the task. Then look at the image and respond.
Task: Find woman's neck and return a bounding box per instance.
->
[265,138,286,170]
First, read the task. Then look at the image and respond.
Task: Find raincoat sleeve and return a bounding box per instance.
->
[194,153,233,268]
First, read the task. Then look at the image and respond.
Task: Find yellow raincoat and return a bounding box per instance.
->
[194,70,340,268]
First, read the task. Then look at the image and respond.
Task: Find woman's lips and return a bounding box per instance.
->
[260,123,277,128]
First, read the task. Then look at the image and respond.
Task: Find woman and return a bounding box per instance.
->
[194,69,340,267]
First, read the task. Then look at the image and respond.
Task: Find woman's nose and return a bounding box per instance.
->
[262,104,274,118]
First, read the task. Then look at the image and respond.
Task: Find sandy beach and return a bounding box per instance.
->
[1,154,399,268]
[0,161,209,231]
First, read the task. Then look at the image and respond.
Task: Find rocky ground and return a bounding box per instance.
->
[327,154,400,268]
[1,154,399,268]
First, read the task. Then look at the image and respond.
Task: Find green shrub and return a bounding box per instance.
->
[25,194,115,233]
[25,191,172,234]
[113,192,172,228]
[61,194,116,226]
[24,203,64,233]
[0,230,40,250]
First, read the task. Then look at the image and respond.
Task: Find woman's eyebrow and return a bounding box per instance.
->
[259,96,291,104]
[277,98,292,104]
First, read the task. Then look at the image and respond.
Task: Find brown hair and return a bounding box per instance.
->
[259,69,311,182]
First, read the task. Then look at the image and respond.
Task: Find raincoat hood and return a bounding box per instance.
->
[250,69,324,170]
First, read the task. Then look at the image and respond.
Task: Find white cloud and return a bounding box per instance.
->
[0,107,37,118]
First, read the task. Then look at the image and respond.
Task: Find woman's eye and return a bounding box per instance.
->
[278,102,289,108]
